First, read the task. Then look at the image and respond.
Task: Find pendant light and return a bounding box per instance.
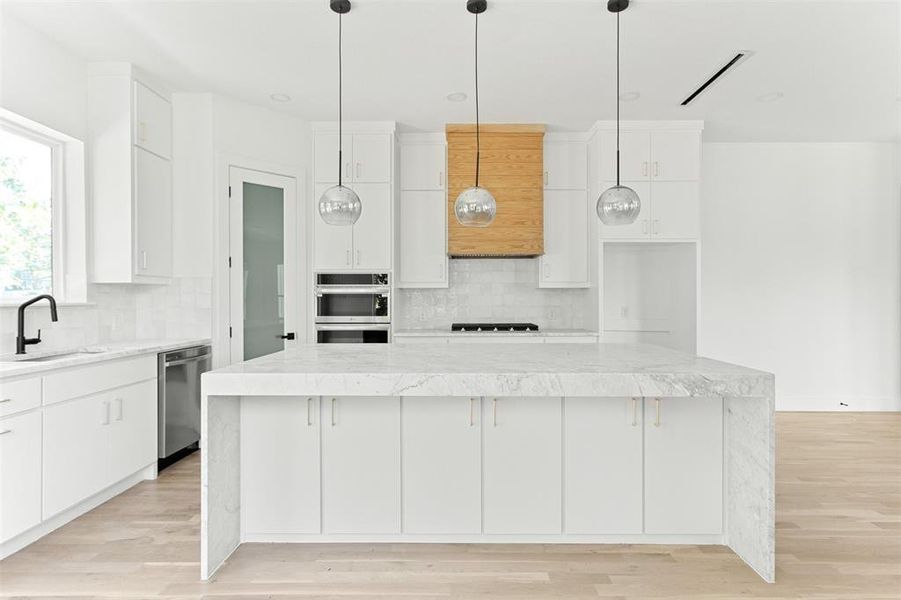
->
[454,0,496,228]
[319,0,361,226]
[597,0,641,226]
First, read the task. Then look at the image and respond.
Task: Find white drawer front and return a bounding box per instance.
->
[0,410,42,542]
[0,377,41,418]
[43,355,157,406]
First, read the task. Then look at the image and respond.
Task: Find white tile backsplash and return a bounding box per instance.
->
[394,259,591,330]
[0,277,212,355]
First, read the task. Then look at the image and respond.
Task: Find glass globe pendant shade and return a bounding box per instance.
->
[596,184,641,225]
[318,184,361,226]
[454,186,497,227]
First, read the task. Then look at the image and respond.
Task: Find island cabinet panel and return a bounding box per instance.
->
[644,397,723,534]
[401,397,481,534]
[322,396,401,534]
[483,397,562,534]
[241,397,321,535]
[564,398,643,534]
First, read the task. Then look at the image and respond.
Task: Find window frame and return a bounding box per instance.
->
[0,118,67,303]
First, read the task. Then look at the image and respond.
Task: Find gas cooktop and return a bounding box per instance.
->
[451,322,539,333]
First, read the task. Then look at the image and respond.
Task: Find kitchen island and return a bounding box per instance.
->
[201,343,775,582]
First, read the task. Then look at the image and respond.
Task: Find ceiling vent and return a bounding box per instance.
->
[681,51,753,106]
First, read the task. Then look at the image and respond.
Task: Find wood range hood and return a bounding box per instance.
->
[446,124,545,257]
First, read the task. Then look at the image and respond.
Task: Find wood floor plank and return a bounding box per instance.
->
[0,413,899,599]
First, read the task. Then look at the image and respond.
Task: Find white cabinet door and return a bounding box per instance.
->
[108,380,157,484]
[597,180,651,240]
[400,143,445,190]
[0,411,42,542]
[43,394,110,519]
[322,396,401,533]
[352,183,392,270]
[242,397,321,534]
[352,134,392,183]
[313,184,354,270]
[483,397,562,534]
[650,132,700,181]
[541,190,589,287]
[645,397,723,534]
[600,132,650,182]
[314,133,353,184]
[543,141,586,190]
[650,181,700,240]
[402,397,481,534]
[399,191,447,287]
[134,146,172,278]
[133,81,171,160]
[564,398,642,534]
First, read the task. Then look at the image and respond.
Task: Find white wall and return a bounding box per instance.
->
[0,14,86,139]
[699,143,901,411]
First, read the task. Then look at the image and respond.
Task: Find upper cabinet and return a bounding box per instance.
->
[594,122,703,241]
[312,123,395,272]
[89,63,173,283]
[540,135,589,288]
[397,135,447,288]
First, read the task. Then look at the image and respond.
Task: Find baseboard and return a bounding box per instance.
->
[241,533,725,545]
[777,396,901,412]
[0,462,157,561]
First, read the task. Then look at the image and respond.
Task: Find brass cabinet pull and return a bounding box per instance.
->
[469,397,475,427]
[331,398,337,427]
[307,397,313,426]
[493,398,498,427]
[631,397,639,427]
[654,398,661,427]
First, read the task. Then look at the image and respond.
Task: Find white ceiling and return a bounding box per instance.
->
[3,0,899,141]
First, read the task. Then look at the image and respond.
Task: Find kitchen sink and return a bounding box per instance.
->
[12,349,108,362]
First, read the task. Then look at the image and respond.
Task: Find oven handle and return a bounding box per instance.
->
[314,286,390,296]
[315,324,391,332]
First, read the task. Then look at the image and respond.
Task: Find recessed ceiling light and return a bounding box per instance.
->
[757,91,784,103]
[270,93,291,103]
[446,92,468,102]
[619,91,640,102]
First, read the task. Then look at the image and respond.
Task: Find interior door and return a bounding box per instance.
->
[229,167,298,363]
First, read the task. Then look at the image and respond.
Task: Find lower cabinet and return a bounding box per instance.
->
[0,411,42,543]
[322,396,401,533]
[241,396,321,534]
[564,398,643,533]
[401,397,481,534]
[43,379,157,520]
[644,397,723,534]
[483,397,562,534]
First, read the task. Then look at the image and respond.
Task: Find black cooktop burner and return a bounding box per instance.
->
[451,322,540,333]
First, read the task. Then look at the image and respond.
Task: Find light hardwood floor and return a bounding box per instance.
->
[1,412,899,599]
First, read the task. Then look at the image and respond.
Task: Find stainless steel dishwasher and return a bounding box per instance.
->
[158,345,211,462]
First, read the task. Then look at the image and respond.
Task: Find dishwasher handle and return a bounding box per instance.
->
[165,355,210,368]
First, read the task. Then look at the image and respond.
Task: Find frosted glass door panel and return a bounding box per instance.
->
[242,182,285,361]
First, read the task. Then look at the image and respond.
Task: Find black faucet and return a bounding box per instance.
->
[16,294,59,355]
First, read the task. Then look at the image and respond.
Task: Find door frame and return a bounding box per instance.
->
[212,153,308,368]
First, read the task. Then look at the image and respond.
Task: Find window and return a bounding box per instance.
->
[0,124,61,300]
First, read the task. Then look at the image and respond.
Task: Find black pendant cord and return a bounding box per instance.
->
[338,12,344,187]
[474,12,481,188]
[615,11,620,187]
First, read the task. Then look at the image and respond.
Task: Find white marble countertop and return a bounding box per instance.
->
[203,342,772,399]
[0,338,212,379]
[393,328,598,338]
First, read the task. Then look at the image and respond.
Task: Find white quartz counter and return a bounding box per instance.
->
[0,338,212,379]
[202,342,772,398]
[392,328,598,339]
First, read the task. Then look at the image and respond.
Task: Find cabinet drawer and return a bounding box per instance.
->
[0,377,41,418]
[0,411,42,542]
[43,355,157,406]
